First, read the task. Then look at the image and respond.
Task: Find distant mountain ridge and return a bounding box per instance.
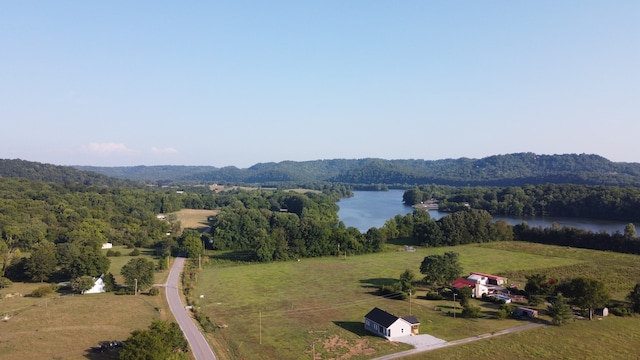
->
[72,153,640,187]
[0,159,141,187]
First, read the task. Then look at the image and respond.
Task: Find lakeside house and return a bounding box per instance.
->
[364,307,420,340]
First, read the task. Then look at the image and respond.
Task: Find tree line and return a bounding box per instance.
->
[404,183,640,222]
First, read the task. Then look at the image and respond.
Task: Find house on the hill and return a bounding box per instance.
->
[364,307,420,340]
[452,271,508,298]
[84,274,106,294]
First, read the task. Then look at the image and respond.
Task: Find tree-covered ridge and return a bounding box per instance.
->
[1,159,140,187]
[72,153,640,187]
[404,183,640,222]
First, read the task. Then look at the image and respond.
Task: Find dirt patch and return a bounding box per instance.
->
[321,335,376,360]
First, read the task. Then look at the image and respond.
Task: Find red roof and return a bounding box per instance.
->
[469,272,506,281]
[451,278,476,289]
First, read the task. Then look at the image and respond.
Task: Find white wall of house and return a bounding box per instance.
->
[387,319,412,339]
[84,277,105,294]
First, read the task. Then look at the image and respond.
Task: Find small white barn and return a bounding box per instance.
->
[364,307,420,340]
[84,274,106,294]
[101,243,113,249]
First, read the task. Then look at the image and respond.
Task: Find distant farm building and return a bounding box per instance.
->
[364,307,420,340]
[101,243,113,250]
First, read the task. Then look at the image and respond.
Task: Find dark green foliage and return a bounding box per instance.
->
[559,277,610,320]
[72,275,96,293]
[379,283,407,300]
[30,284,57,297]
[129,248,141,256]
[179,230,203,258]
[425,291,444,300]
[627,283,640,313]
[461,305,483,318]
[25,241,57,282]
[419,252,462,286]
[103,272,116,292]
[456,286,473,307]
[192,307,217,333]
[148,287,160,296]
[121,258,155,292]
[119,320,188,360]
[525,274,557,296]
[547,293,573,325]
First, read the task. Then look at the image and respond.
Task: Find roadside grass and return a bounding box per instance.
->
[170,208,219,231]
[195,243,589,360]
[404,315,640,360]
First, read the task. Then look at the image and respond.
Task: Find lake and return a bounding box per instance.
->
[337,190,632,234]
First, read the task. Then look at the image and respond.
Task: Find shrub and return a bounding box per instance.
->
[0,277,13,288]
[129,248,141,256]
[425,291,444,300]
[148,287,160,296]
[461,305,483,318]
[31,284,57,297]
[114,251,122,257]
[157,257,168,271]
[496,309,508,319]
[106,249,116,257]
[115,288,131,295]
[610,305,632,317]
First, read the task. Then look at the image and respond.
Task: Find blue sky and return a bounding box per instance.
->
[2,1,639,168]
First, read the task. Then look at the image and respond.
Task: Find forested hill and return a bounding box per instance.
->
[72,153,640,187]
[0,159,140,187]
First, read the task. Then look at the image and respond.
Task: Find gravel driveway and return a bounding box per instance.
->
[392,334,446,349]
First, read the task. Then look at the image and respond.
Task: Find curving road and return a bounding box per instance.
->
[166,257,217,360]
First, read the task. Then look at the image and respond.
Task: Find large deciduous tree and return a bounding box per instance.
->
[25,241,57,282]
[72,275,96,294]
[627,283,640,313]
[179,230,203,258]
[121,258,155,292]
[119,320,188,360]
[419,251,462,287]
[561,277,609,320]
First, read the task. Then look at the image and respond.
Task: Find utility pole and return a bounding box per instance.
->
[199,254,201,270]
[259,311,262,345]
[453,293,456,319]
[409,289,412,315]
[134,278,137,296]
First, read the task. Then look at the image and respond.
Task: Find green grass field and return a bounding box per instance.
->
[0,248,170,360]
[194,242,640,360]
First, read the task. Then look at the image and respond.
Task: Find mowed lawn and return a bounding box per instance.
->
[195,243,595,360]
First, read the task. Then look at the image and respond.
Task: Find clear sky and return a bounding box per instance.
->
[2,1,639,168]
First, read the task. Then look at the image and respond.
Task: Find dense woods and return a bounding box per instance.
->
[3,155,640,286]
[404,183,640,222]
[76,153,640,187]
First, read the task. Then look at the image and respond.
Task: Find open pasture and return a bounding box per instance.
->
[170,208,219,231]
[0,290,163,360]
[196,243,593,359]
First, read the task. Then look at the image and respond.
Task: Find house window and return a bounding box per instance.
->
[366,319,370,326]
[387,329,390,336]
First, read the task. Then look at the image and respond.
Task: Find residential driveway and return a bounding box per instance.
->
[392,334,446,349]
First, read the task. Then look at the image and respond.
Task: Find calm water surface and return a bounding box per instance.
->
[338,190,632,234]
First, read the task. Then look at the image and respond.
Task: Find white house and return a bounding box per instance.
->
[101,243,113,250]
[364,307,420,340]
[84,274,106,294]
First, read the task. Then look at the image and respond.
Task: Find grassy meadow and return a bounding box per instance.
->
[0,248,171,360]
[170,208,219,231]
[194,241,640,360]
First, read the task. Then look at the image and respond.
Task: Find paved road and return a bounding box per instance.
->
[166,257,217,360]
[372,322,544,360]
